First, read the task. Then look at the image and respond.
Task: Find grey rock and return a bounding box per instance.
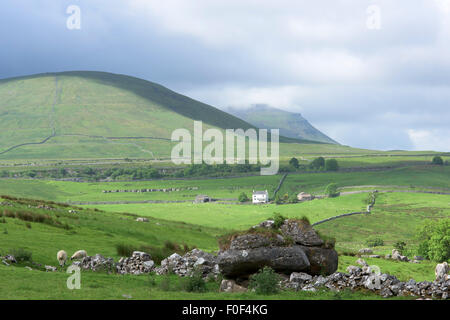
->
[280,220,324,246]
[218,246,310,278]
[359,248,373,254]
[219,279,247,293]
[299,245,338,276]
[435,262,449,281]
[290,272,313,284]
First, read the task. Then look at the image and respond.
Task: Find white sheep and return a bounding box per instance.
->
[57,250,67,267]
[70,250,87,261]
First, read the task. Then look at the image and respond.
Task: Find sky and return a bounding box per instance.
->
[1,0,449,151]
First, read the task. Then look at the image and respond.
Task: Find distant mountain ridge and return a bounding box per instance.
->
[225,105,338,144]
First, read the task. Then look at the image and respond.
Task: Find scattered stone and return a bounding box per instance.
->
[414,255,424,261]
[4,255,17,264]
[122,294,133,299]
[281,259,449,300]
[219,279,247,293]
[25,266,33,271]
[45,265,57,272]
[155,249,219,278]
[435,262,449,281]
[359,248,373,254]
[356,258,368,267]
[289,272,313,284]
[136,217,149,222]
[391,249,409,262]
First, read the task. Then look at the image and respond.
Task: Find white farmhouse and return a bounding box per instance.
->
[252,190,269,204]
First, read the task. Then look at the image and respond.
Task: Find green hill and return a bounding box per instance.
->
[226,104,338,144]
[0,71,365,160]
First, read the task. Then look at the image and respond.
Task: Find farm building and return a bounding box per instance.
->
[297,192,314,202]
[252,190,269,204]
[194,195,210,203]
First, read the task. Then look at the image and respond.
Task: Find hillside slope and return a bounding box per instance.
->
[0,71,328,160]
[226,105,338,144]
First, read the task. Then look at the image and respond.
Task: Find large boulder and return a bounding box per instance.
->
[279,220,324,247]
[218,219,338,279]
[218,246,310,278]
[299,246,338,276]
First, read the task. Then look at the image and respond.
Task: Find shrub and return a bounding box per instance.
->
[431,156,444,165]
[274,194,283,205]
[394,241,407,254]
[10,248,32,262]
[25,222,32,229]
[324,183,339,198]
[289,157,299,169]
[271,213,286,229]
[417,219,449,262]
[288,194,298,203]
[238,192,249,203]
[164,240,180,252]
[365,237,384,247]
[310,157,325,170]
[158,274,172,291]
[325,159,339,171]
[181,268,207,293]
[115,243,136,257]
[249,266,281,295]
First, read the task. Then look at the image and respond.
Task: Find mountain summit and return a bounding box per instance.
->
[225,104,338,144]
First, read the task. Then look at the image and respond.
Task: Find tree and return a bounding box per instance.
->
[310,157,325,170]
[417,219,450,262]
[275,194,283,204]
[432,156,444,165]
[288,194,298,203]
[324,183,339,198]
[325,159,339,171]
[238,192,249,203]
[289,157,299,169]
[393,241,407,254]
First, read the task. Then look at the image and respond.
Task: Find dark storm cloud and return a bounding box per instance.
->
[0,0,449,150]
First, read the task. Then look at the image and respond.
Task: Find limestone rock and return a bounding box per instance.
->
[280,220,324,247]
[218,246,310,278]
[219,279,247,293]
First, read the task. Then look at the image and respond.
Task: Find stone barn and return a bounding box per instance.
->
[297,192,314,202]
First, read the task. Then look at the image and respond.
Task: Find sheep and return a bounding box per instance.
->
[70,250,87,261]
[57,250,67,267]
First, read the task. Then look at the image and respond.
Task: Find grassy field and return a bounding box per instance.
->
[1,264,413,300]
[0,155,448,300]
[85,193,368,230]
[316,192,450,254]
[0,195,434,300]
[0,165,448,204]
